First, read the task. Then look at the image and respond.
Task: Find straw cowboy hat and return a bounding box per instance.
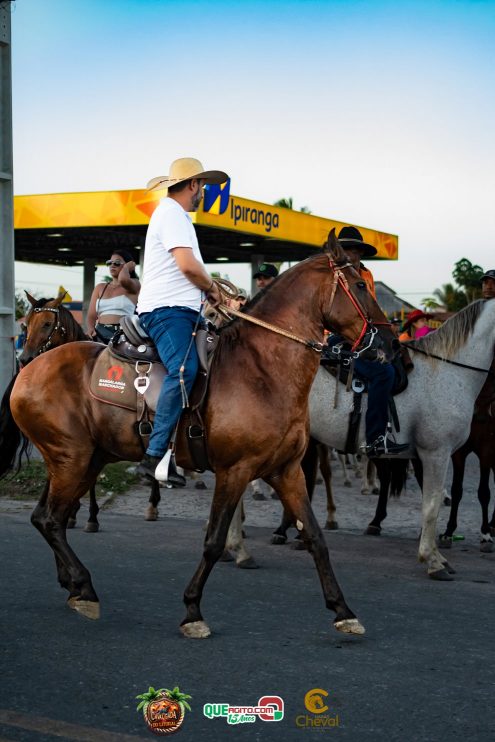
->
[337,226,377,258]
[147,157,228,192]
[403,309,431,330]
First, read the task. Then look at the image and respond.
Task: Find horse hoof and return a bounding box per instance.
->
[365,525,381,536]
[194,480,207,490]
[480,541,494,553]
[180,620,211,639]
[220,550,235,562]
[291,539,307,551]
[438,535,452,549]
[67,597,100,620]
[237,557,259,569]
[325,520,339,530]
[344,480,352,488]
[372,487,380,495]
[443,561,456,574]
[83,522,99,533]
[271,534,287,545]
[334,618,365,635]
[145,505,158,521]
[428,568,454,581]
[67,518,76,529]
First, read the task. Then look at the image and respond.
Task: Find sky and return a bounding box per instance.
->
[9,0,495,306]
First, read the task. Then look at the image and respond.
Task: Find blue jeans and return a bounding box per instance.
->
[139,306,200,457]
[354,358,395,444]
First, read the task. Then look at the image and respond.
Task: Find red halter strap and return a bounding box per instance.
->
[327,256,390,352]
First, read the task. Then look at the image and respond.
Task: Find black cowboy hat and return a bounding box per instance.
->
[337,226,377,258]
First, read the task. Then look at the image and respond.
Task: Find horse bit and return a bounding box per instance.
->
[30,306,67,354]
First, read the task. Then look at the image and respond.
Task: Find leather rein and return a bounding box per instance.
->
[404,342,495,377]
[215,257,389,354]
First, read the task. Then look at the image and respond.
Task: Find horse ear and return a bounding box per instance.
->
[25,291,37,307]
[325,228,346,262]
[54,291,67,307]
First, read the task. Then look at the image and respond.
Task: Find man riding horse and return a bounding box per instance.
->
[136,157,228,483]
[331,226,409,457]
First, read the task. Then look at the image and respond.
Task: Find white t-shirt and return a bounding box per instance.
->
[137,197,204,314]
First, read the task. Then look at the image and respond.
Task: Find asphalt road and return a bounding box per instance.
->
[1,511,495,741]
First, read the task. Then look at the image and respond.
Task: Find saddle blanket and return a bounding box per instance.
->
[88,348,165,412]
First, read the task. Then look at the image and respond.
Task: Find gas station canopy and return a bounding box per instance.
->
[14,186,398,266]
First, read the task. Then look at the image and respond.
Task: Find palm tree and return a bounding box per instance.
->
[136,686,166,713]
[274,197,293,209]
[164,686,192,715]
[423,283,468,312]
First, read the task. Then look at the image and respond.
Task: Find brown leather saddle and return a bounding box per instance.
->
[88,315,218,470]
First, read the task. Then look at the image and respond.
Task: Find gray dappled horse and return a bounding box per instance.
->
[230,299,495,580]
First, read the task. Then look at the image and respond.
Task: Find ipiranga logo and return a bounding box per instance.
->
[203,178,231,215]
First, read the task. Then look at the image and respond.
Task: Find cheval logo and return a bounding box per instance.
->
[203,695,284,725]
[296,688,340,729]
[97,365,126,394]
[203,178,231,215]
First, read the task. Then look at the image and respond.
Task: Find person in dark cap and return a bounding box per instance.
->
[254,263,279,291]
[481,270,495,300]
[333,226,409,457]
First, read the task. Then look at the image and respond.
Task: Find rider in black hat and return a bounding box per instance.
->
[333,226,409,457]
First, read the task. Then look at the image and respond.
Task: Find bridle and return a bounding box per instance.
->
[214,256,389,355]
[325,257,390,354]
[29,306,67,354]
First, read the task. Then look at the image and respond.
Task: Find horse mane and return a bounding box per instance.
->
[413,299,485,360]
[29,297,88,341]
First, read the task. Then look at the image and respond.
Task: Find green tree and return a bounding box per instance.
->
[15,292,30,320]
[432,282,468,312]
[274,197,311,213]
[452,258,483,303]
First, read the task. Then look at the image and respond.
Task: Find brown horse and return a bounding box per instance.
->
[440,359,495,551]
[5,234,396,636]
[3,292,162,532]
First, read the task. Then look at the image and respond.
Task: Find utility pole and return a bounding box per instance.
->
[0,1,16,392]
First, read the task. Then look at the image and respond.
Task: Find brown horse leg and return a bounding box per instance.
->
[318,444,338,530]
[31,459,102,619]
[271,464,364,635]
[83,486,100,533]
[145,480,161,521]
[181,471,250,638]
[67,499,80,529]
[272,437,318,545]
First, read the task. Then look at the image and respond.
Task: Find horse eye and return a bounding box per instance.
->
[356,281,367,290]
[43,322,52,328]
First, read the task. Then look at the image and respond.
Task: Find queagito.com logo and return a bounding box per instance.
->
[296,688,340,729]
[203,695,284,725]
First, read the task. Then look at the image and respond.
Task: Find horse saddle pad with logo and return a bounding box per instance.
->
[88,348,165,412]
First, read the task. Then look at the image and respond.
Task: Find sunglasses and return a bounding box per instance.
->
[106,260,124,267]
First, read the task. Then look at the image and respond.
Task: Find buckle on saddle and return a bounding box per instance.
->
[351,378,365,393]
[188,425,204,439]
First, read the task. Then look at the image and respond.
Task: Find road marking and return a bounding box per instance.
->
[0,710,147,741]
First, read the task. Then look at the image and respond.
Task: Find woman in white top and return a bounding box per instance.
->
[87,249,141,343]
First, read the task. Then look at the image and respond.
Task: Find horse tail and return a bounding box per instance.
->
[0,375,30,479]
[389,458,409,498]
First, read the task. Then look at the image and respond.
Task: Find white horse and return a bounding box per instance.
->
[228,299,495,580]
[308,299,495,579]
